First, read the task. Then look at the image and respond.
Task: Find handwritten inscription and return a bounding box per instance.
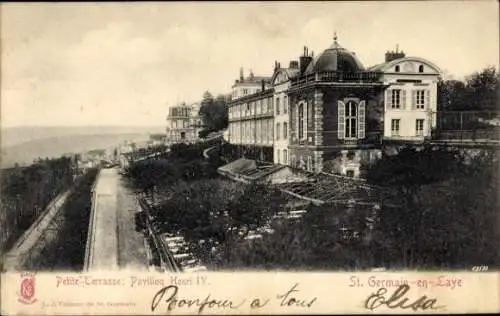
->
[364,284,444,311]
[151,285,244,314]
[151,283,317,314]
[277,283,317,308]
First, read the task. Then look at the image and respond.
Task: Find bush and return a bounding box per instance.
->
[366,145,500,269]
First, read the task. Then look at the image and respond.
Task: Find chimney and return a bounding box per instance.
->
[261,79,265,92]
[289,60,299,69]
[249,69,254,79]
[299,45,313,75]
[385,47,406,62]
[240,67,244,81]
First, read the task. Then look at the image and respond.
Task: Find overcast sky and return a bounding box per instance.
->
[2,1,498,127]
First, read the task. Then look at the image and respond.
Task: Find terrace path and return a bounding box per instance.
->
[84,168,148,271]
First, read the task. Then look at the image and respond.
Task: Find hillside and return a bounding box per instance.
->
[1,126,164,168]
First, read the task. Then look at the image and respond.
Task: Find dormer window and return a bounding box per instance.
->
[395,65,400,72]
[419,65,424,73]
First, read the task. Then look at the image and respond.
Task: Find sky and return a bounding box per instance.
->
[2,1,498,127]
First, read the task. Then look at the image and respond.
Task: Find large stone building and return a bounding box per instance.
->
[227,70,274,160]
[228,86,274,161]
[226,34,441,177]
[165,102,202,144]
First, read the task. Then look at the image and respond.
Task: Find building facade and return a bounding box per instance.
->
[271,61,300,165]
[226,35,440,177]
[165,102,202,144]
[369,51,441,142]
[287,37,387,175]
[228,88,274,161]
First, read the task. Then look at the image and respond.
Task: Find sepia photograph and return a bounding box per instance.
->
[1,1,499,314]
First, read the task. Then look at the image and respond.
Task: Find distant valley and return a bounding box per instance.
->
[1,126,165,168]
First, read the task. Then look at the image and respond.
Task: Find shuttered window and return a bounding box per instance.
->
[307,99,314,130]
[412,90,417,110]
[345,101,357,139]
[425,90,430,109]
[416,119,425,136]
[391,89,401,109]
[298,103,304,139]
[416,90,425,109]
[386,90,392,109]
[358,101,366,139]
[338,100,345,139]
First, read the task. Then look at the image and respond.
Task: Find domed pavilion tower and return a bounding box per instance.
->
[287,34,387,176]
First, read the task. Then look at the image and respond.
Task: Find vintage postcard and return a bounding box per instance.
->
[1,1,499,315]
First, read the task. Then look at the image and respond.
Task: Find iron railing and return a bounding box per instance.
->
[291,71,383,86]
[228,111,273,122]
[289,131,382,146]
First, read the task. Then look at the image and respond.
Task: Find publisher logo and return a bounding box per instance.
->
[18,272,37,305]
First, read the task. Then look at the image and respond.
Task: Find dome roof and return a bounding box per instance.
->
[305,36,364,74]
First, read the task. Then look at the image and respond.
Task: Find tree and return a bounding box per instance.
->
[1,155,74,253]
[438,66,499,111]
[365,145,499,269]
[438,79,467,111]
[199,91,228,137]
[365,145,464,268]
[465,66,499,111]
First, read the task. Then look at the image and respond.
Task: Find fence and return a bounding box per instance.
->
[435,111,500,141]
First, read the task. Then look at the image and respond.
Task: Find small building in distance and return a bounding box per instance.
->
[148,133,166,147]
[231,68,272,101]
[165,102,202,144]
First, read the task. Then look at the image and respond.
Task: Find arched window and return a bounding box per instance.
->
[395,65,400,72]
[345,101,357,138]
[419,65,424,73]
[283,122,288,139]
[298,103,304,139]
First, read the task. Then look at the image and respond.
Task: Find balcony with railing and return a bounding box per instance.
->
[228,111,273,122]
[290,71,383,87]
[289,131,382,147]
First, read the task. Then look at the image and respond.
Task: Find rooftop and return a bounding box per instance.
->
[305,33,365,74]
[217,158,398,207]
